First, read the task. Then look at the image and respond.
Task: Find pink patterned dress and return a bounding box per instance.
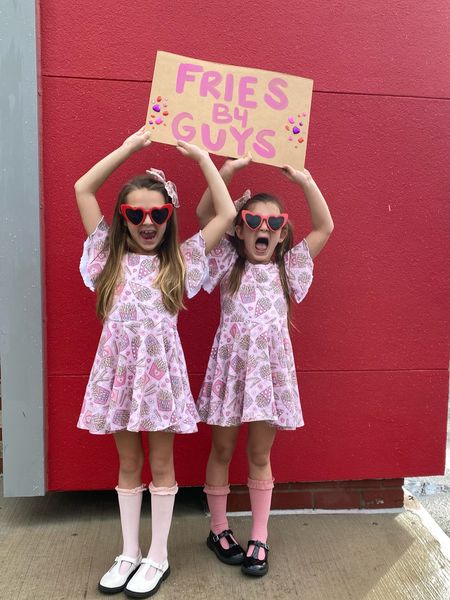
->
[197,237,313,430]
[77,218,206,435]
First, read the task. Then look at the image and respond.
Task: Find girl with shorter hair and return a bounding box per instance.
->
[75,127,235,598]
[196,154,333,577]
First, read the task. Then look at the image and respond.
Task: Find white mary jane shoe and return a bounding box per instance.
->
[124,558,170,598]
[98,552,142,594]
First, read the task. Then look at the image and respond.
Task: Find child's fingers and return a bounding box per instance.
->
[234,151,252,162]
[141,130,152,146]
[176,141,192,156]
[131,125,147,137]
[176,141,197,156]
[281,164,293,175]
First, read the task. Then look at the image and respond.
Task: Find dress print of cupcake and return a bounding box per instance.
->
[92,414,106,431]
[240,284,256,304]
[93,384,110,405]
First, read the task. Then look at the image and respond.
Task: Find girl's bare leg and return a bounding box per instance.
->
[205,425,240,485]
[205,426,241,549]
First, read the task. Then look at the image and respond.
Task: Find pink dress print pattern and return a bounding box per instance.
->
[77,217,206,435]
[197,236,313,430]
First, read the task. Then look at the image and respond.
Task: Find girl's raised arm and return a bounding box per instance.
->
[74,127,152,236]
[196,153,252,229]
[176,141,237,254]
[281,166,334,259]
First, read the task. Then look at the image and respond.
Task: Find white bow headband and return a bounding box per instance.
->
[146,168,179,208]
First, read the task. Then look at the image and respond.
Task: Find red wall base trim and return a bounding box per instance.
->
[226,479,405,511]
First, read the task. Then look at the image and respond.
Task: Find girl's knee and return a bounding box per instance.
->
[149,453,174,480]
[247,446,271,469]
[118,452,144,476]
[211,442,235,466]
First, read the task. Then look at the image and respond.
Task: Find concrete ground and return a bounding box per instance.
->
[406,468,450,538]
[1,483,450,600]
[405,392,450,537]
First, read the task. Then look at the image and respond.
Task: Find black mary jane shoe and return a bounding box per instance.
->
[241,540,269,577]
[206,529,245,565]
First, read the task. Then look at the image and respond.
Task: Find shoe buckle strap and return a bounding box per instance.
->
[248,539,270,551]
[213,529,236,546]
[141,557,165,572]
[116,553,141,566]
[213,529,233,543]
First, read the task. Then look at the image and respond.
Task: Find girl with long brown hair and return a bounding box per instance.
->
[75,127,235,598]
[196,155,334,577]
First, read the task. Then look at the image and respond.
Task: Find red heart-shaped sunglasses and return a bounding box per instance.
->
[241,210,288,232]
[120,204,173,226]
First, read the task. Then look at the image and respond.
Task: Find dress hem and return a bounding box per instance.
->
[77,424,199,435]
[197,417,304,431]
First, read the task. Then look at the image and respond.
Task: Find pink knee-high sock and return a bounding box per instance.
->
[204,484,231,549]
[204,484,230,533]
[116,484,145,575]
[145,482,178,580]
[247,477,274,559]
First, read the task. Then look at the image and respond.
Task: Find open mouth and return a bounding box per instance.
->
[140,229,157,242]
[255,236,269,252]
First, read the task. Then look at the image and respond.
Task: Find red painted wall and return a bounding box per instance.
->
[40,1,450,490]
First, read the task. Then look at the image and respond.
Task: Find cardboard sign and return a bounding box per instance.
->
[146,51,313,169]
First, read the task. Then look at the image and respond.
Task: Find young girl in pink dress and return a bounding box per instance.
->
[75,127,235,598]
[196,154,334,577]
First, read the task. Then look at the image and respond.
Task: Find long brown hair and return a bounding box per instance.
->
[227,193,294,316]
[95,175,185,320]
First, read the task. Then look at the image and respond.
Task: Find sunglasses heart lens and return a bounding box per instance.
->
[244,214,262,229]
[151,207,169,225]
[125,208,144,225]
[268,216,285,231]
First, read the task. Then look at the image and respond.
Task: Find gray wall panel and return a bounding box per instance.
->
[0,1,45,496]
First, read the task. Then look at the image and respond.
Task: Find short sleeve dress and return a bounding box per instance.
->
[197,236,313,430]
[77,217,207,434]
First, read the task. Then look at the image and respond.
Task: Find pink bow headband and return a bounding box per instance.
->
[234,189,252,212]
[227,189,252,236]
[146,168,179,208]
